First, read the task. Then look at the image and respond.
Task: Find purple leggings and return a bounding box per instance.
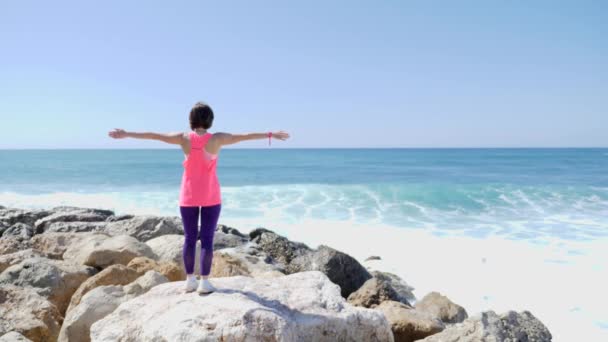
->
[179,204,222,276]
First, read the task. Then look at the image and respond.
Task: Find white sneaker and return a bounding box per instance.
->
[197,278,216,294]
[184,275,198,293]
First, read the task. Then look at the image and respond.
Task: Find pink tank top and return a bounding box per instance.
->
[179,132,221,207]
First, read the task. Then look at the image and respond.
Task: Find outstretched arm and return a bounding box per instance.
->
[108,129,184,145]
[213,131,290,146]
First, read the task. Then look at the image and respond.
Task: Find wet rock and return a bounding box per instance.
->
[249,228,312,267]
[288,244,372,298]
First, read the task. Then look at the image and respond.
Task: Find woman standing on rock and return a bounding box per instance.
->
[108,101,290,293]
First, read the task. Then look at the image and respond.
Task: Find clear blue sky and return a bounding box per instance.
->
[1,1,606,148]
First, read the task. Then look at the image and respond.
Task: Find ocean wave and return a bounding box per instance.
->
[1,182,607,242]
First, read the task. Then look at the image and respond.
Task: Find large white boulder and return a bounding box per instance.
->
[90,271,394,342]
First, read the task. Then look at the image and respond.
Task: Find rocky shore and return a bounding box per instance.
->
[0,205,552,341]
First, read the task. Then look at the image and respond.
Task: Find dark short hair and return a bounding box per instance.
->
[189,102,214,130]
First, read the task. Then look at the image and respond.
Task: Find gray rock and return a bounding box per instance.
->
[0,285,62,342]
[42,221,107,234]
[371,270,416,306]
[249,227,312,267]
[288,244,372,298]
[420,310,552,342]
[415,292,468,324]
[0,256,97,315]
[0,249,42,273]
[213,231,249,249]
[90,271,394,342]
[35,207,113,234]
[105,214,134,222]
[104,216,183,241]
[0,208,52,228]
[216,224,247,237]
[1,223,34,239]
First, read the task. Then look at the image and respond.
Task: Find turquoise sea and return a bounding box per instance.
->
[1,148,607,242]
[1,148,607,340]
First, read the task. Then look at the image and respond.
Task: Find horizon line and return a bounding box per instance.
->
[1,146,608,150]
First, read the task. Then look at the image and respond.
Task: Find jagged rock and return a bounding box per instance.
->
[0,285,62,342]
[0,236,31,255]
[127,256,183,282]
[415,292,468,324]
[249,228,312,267]
[0,249,42,273]
[365,255,382,261]
[90,271,394,342]
[59,271,168,342]
[420,310,552,342]
[0,208,52,228]
[347,275,409,308]
[0,256,97,315]
[288,244,372,298]
[2,223,34,239]
[371,270,416,305]
[214,224,249,249]
[105,214,134,222]
[34,207,113,234]
[216,224,247,237]
[63,234,156,268]
[30,232,92,260]
[103,216,183,241]
[66,264,141,313]
[376,300,444,342]
[0,331,33,341]
[42,221,107,234]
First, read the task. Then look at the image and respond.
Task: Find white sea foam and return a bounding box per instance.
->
[220,217,608,342]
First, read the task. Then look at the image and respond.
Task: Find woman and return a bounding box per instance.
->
[108,101,290,293]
